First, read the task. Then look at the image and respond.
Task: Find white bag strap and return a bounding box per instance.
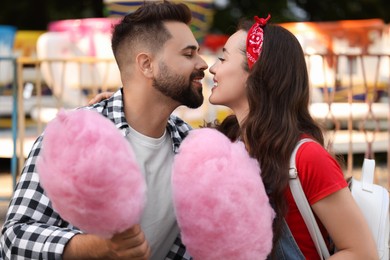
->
[289,138,330,259]
[361,158,375,192]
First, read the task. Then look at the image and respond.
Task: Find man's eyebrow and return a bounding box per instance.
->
[182,45,199,51]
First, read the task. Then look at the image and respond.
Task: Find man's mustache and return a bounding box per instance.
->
[190,71,205,80]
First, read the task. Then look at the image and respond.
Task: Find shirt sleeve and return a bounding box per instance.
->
[296,141,348,205]
[285,141,349,258]
[0,135,82,260]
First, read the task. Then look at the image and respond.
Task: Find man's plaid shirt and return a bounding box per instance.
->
[0,89,193,260]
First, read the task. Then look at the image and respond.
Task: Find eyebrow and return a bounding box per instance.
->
[222,47,230,54]
[182,45,200,52]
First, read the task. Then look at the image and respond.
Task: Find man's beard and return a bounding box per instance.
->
[152,61,204,109]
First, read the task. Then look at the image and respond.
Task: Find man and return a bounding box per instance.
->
[0,2,208,259]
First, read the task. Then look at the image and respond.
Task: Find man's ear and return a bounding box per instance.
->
[136,53,154,78]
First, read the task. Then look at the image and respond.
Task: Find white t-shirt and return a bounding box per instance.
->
[126,126,178,259]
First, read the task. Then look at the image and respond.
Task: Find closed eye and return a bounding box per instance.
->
[182,45,198,58]
[218,57,225,62]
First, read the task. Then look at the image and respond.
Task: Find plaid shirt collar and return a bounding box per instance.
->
[89,88,191,154]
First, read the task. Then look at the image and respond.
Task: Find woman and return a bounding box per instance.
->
[208,16,377,259]
[89,16,378,259]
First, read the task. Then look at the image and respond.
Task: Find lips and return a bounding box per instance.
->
[191,71,205,87]
[191,78,203,88]
[211,78,218,89]
[192,77,203,82]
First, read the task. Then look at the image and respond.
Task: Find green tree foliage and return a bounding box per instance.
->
[292,0,390,22]
[213,0,390,34]
[0,0,388,32]
[212,0,293,34]
[0,0,103,30]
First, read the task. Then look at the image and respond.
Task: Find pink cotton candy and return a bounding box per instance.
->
[172,128,275,260]
[37,109,146,238]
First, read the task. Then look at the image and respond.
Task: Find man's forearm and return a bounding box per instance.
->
[63,233,109,260]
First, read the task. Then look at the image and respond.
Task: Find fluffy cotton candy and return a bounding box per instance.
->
[37,109,146,238]
[172,128,275,260]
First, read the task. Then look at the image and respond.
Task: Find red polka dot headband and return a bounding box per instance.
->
[246,14,271,69]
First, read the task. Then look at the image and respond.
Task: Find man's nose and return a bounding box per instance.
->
[197,56,208,70]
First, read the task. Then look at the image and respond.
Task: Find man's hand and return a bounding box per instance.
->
[64,225,151,260]
[106,225,151,259]
[88,91,114,105]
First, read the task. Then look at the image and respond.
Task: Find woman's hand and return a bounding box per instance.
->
[88,91,114,105]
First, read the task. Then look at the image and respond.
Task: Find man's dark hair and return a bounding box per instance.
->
[111,1,192,68]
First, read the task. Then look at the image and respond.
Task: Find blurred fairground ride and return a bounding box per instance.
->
[1,3,390,189]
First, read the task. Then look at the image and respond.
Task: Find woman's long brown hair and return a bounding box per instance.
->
[217,21,324,258]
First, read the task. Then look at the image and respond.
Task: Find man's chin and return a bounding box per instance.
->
[175,87,204,108]
[185,96,204,109]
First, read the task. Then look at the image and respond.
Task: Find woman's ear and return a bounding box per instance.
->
[136,53,153,78]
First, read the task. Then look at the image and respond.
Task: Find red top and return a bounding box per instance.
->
[285,140,348,259]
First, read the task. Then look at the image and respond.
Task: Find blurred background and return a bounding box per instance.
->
[0,0,389,32]
[1,0,390,218]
